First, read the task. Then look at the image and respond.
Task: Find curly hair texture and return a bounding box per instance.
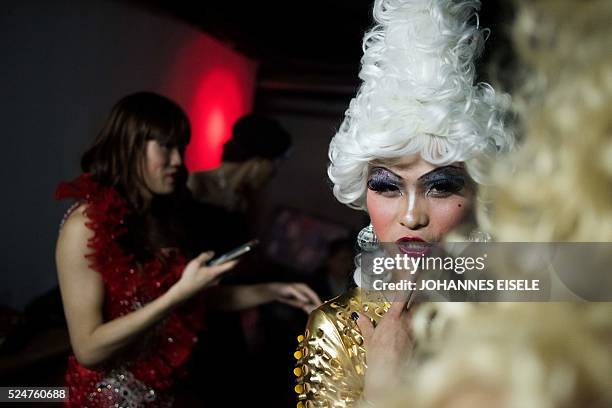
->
[376,3,612,406]
[384,304,612,408]
[481,0,612,241]
[328,0,513,210]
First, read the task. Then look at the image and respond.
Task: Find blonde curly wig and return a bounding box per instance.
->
[480,0,612,241]
[385,303,612,408]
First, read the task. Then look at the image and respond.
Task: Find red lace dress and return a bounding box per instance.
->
[56,174,206,407]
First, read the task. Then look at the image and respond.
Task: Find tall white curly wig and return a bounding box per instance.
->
[328,0,514,210]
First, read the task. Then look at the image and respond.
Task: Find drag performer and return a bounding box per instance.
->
[293,0,513,406]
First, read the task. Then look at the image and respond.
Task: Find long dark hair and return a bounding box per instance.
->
[82,92,193,261]
[82,92,191,211]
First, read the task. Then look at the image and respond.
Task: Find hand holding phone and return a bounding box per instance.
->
[172,251,239,303]
[206,239,259,266]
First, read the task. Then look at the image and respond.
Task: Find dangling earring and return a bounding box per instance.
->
[357,223,379,251]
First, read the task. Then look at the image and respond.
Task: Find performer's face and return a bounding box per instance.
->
[142,140,182,194]
[366,154,474,245]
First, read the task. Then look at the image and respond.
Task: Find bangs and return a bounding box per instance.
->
[146,115,190,148]
[121,92,190,148]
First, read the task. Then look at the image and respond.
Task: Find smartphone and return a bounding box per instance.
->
[206,239,259,266]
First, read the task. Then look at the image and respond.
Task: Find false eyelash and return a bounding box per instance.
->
[368,178,401,192]
[421,172,466,195]
[367,168,402,192]
[425,180,464,195]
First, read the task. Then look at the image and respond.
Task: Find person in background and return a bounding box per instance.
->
[186,114,322,406]
[55,92,319,407]
[188,114,291,216]
[310,238,355,301]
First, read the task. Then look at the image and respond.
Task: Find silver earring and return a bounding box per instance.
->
[357,223,379,251]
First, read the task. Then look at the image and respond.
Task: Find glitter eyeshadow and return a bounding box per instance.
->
[367,167,402,192]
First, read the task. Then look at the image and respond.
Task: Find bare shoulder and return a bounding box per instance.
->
[56,203,94,262]
[58,204,92,239]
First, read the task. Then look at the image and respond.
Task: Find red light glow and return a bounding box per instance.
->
[162,34,258,171]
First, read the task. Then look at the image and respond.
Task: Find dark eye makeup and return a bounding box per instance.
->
[418,166,467,197]
[367,165,467,198]
[367,167,402,195]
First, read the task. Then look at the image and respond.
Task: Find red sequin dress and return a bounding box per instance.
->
[56,174,206,407]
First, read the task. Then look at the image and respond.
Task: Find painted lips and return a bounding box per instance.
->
[395,237,431,256]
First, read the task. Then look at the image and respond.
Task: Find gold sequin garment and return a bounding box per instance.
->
[294,287,390,408]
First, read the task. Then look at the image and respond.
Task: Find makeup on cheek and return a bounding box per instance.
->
[419,166,467,197]
[367,167,403,195]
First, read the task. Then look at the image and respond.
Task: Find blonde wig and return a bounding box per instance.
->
[481,0,612,241]
[385,303,612,408]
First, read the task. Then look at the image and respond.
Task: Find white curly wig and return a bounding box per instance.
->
[328,0,514,210]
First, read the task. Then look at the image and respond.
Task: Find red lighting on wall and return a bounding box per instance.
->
[162,34,258,172]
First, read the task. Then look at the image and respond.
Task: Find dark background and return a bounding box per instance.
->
[0,0,513,403]
[0,0,512,310]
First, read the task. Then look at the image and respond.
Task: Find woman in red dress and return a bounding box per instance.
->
[55,92,320,407]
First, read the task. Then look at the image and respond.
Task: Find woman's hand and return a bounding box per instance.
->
[202,282,321,312]
[266,282,322,314]
[170,251,238,304]
[357,296,413,402]
[57,210,237,368]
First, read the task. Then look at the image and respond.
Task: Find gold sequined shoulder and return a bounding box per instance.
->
[293,287,372,408]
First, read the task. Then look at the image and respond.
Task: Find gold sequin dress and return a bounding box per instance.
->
[293,286,391,407]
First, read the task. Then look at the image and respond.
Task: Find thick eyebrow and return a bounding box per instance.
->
[417,165,465,182]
